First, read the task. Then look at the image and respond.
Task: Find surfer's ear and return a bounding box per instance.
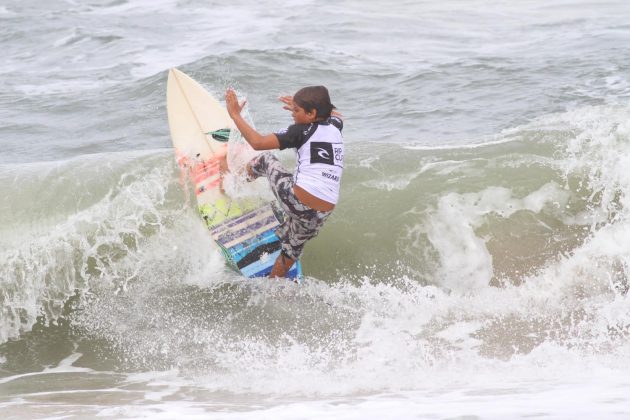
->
[306,108,318,121]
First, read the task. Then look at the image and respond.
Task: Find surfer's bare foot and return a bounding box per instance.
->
[215,144,229,176]
[218,154,229,175]
[245,161,256,182]
[212,145,229,193]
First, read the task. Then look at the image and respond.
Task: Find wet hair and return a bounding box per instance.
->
[293,86,335,120]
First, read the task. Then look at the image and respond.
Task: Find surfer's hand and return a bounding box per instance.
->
[225,88,246,118]
[279,95,294,111]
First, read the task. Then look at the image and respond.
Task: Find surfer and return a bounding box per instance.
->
[225,86,344,278]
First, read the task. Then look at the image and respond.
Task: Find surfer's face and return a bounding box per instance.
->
[292,104,318,124]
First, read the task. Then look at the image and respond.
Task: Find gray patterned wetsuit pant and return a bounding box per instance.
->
[249,153,332,260]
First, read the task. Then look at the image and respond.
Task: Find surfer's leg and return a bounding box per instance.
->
[269,250,295,279]
[247,152,288,180]
[247,153,293,212]
[272,201,332,278]
[249,152,333,277]
[270,208,331,278]
[277,208,332,259]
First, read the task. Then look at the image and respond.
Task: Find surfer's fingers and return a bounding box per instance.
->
[331,110,343,118]
[280,97,293,112]
[225,89,236,103]
[279,95,293,106]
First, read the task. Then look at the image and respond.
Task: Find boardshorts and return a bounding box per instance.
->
[249,153,332,260]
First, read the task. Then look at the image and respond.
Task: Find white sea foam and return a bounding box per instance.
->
[361,171,421,191]
[0,150,226,343]
[423,182,570,292]
[5,376,626,420]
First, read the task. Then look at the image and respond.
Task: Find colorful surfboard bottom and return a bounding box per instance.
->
[207,200,302,280]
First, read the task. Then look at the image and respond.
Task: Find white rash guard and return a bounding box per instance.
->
[275,116,344,204]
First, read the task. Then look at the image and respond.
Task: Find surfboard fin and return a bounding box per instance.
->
[208,128,231,142]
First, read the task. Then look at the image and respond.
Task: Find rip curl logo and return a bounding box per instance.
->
[316,147,330,160]
[310,142,334,165]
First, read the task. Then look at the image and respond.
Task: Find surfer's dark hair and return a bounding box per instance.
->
[293,86,335,120]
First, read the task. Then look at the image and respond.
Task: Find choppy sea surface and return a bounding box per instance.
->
[2,0,630,418]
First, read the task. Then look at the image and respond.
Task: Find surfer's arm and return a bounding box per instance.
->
[232,115,280,150]
[226,89,280,150]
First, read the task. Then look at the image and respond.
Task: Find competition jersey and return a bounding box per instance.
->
[275,116,344,204]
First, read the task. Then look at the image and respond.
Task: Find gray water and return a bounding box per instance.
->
[2,0,630,418]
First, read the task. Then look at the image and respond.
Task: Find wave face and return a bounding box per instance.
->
[2,0,630,417]
[2,105,630,386]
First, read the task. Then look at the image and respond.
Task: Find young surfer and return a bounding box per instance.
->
[225,86,344,278]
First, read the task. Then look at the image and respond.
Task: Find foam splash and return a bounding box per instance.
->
[67,268,630,397]
[0,150,217,343]
[425,183,571,292]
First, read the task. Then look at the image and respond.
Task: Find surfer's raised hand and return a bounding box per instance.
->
[279,95,294,111]
[225,88,246,119]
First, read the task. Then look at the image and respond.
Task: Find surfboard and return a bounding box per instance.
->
[166,68,302,280]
